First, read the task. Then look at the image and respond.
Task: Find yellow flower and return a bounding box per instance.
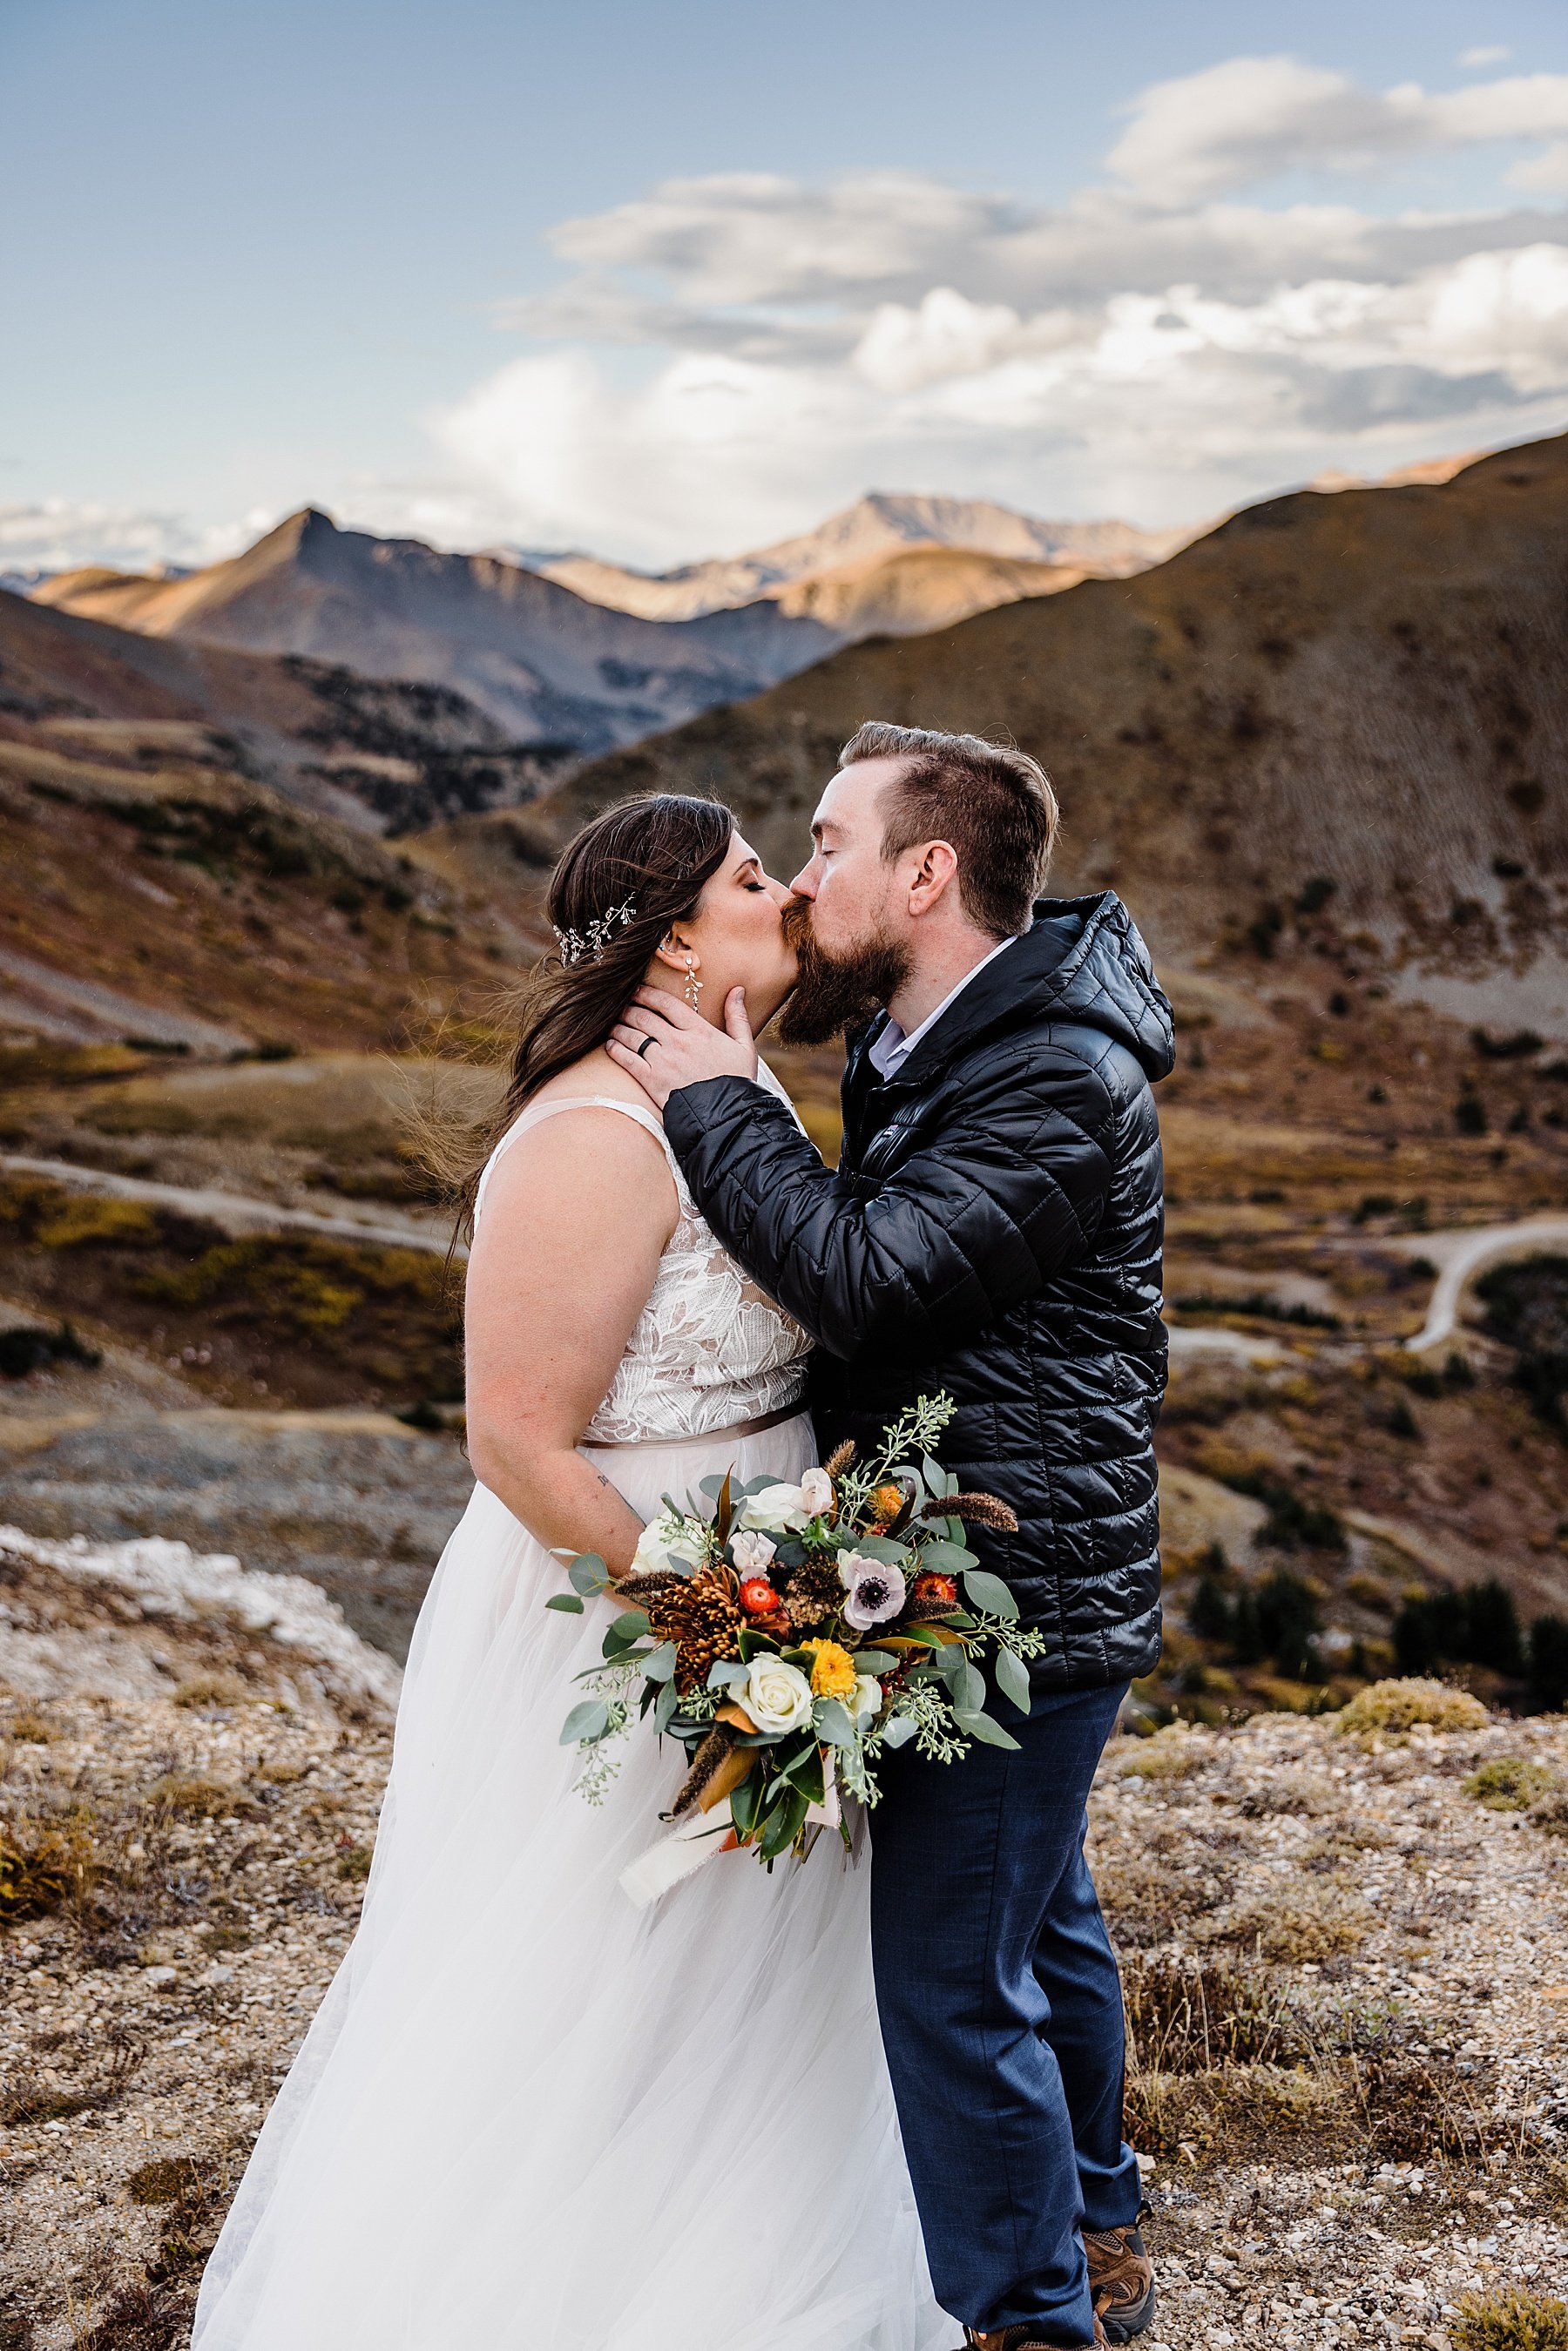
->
[801,1638,858,1701]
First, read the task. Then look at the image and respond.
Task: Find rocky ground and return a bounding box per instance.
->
[0,1526,1563,2348]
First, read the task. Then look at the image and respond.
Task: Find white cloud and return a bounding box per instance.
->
[1460,46,1512,68]
[0,500,262,579]
[18,53,1568,575]
[1105,55,1568,201]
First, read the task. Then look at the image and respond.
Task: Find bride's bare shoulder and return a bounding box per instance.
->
[524,1045,661,1118]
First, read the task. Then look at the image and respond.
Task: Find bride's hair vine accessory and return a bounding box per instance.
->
[552,898,638,968]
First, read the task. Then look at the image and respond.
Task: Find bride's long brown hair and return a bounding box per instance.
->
[428,794,734,1242]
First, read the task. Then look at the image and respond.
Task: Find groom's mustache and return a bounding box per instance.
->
[776,892,910,1048]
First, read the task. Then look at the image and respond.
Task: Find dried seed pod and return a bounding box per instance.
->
[919,1491,1019,1534]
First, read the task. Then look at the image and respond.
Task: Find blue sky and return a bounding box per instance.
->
[4,0,1568,570]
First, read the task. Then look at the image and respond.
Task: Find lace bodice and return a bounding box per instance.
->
[472,1064,812,1443]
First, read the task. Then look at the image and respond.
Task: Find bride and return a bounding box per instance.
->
[193,794,950,2351]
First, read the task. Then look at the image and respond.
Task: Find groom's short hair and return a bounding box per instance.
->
[838,721,1059,939]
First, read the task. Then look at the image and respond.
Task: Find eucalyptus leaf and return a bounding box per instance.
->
[698,1475,727,1500]
[643,1640,679,1684]
[568,1553,612,1595]
[921,1455,952,1496]
[920,1537,980,1573]
[707,1658,750,1689]
[814,1698,859,1748]
[560,1699,610,1746]
[602,1608,651,1659]
[881,1713,918,1750]
[955,1662,987,1715]
[962,1568,1020,1620]
[850,1649,896,1675]
[852,1534,912,1567]
[933,1641,970,1687]
[544,1593,585,1614]
[654,1680,679,1733]
[995,1645,1033,1715]
[953,1709,1022,1751]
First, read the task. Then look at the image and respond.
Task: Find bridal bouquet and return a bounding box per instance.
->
[545,1394,1046,1902]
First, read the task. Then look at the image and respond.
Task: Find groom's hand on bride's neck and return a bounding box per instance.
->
[607,985,760,1109]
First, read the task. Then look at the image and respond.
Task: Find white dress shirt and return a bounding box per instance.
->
[866,935,1017,1080]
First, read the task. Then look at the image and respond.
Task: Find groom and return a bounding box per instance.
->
[610,722,1173,2351]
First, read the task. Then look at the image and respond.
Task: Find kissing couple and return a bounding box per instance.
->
[193,722,1176,2351]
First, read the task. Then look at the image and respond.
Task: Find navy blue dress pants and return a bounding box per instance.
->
[868,1679,1140,2346]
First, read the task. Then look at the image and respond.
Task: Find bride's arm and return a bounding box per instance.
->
[463,1111,678,1581]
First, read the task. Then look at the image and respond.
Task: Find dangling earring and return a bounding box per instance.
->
[684,956,704,1010]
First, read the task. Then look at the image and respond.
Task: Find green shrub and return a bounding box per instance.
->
[1336,1678,1489,1734]
[1452,2287,1568,2350]
[1463,1756,1557,1810]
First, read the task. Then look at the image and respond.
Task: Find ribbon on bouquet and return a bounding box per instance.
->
[618,1753,842,1909]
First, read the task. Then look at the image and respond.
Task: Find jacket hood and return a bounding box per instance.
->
[885,892,1176,1084]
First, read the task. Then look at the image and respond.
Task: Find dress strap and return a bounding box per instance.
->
[473,1096,680,1226]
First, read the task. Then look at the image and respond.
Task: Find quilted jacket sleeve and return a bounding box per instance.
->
[664,1051,1117,1363]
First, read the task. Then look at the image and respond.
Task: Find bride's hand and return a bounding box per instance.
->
[608,986,759,1107]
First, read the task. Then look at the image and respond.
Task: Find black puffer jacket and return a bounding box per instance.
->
[664,891,1175,1691]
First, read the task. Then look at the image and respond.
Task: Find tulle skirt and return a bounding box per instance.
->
[193,1414,950,2351]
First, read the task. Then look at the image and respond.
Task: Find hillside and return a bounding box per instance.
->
[0,586,543,1054]
[0,581,569,835]
[34,511,836,757]
[767,544,1085,636]
[552,433,1568,1030]
[535,490,1197,618]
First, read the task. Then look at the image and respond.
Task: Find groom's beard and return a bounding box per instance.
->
[776,896,912,1047]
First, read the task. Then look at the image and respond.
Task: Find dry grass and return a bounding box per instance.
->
[1464,1756,1559,1810]
[0,1811,97,1921]
[1119,1725,1205,1780]
[1452,2288,1568,2349]
[140,1773,244,1821]
[1205,1879,1373,1962]
[169,1673,247,1711]
[1532,1786,1568,1837]
[1336,1678,1490,1735]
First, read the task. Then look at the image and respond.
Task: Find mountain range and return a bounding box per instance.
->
[529,491,1194,619]
[31,510,837,758]
[28,494,1201,770]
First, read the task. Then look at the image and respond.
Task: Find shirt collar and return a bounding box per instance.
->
[866,935,1017,1080]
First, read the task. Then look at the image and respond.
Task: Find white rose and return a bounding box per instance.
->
[798,1466,834,1516]
[729,1530,777,1576]
[632,1510,705,1575]
[852,1674,883,1726]
[739,1483,812,1535]
[741,1655,814,1736]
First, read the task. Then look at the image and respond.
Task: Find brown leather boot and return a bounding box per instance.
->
[1085,2208,1155,2342]
[961,2323,1107,2349]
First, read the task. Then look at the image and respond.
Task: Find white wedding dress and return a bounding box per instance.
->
[193,1075,950,2351]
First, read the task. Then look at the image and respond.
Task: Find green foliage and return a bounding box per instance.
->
[1456,1085,1489,1135]
[1396,1578,1525,1679]
[1335,1678,1489,1734]
[0,1319,101,1379]
[1463,1756,1557,1811]
[1477,1254,1568,1436]
[1216,1464,1346,1552]
[1451,2288,1568,2350]
[1531,1613,1568,1711]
